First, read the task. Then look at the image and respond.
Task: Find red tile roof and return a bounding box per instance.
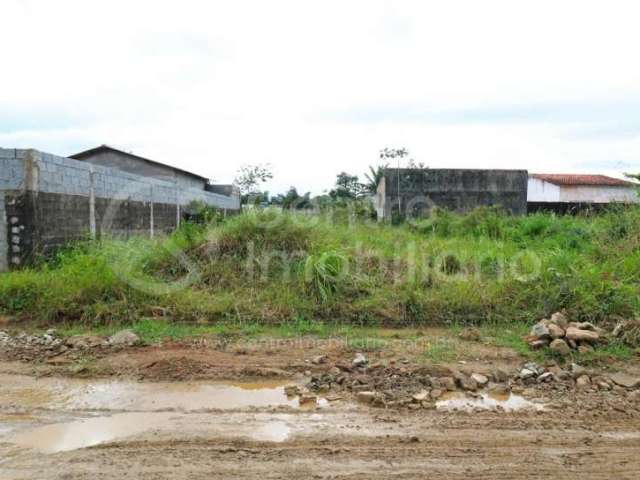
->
[530,174,636,187]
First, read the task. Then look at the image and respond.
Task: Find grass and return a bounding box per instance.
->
[423,338,460,363]
[48,316,636,364]
[1,206,639,345]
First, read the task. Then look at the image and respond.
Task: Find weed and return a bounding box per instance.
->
[0,207,638,329]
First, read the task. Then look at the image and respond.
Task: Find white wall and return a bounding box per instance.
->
[559,185,639,203]
[528,177,639,203]
[527,178,560,202]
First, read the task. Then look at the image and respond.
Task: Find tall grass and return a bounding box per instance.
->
[1,206,639,327]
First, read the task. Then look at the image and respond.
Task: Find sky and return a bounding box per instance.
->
[1,0,640,195]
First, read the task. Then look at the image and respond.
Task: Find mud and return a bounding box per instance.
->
[2,331,640,478]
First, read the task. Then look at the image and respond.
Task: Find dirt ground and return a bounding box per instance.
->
[1,330,640,479]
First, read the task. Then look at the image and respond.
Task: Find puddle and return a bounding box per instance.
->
[0,375,326,412]
[10,413,295,453]
[436,392,544,412]
[10,412,174,453]
[251,421,291,442]
[0,375,328,453]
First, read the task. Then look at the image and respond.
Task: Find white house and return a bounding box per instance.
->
[528,174,638,204]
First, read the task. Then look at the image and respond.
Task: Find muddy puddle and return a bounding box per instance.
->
[9,413,297,453]
[0,374,327,412]
[0,374,327,453]
[436,391,544,412]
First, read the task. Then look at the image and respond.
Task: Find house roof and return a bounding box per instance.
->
[530,174,636,187]
[69,145,209,182]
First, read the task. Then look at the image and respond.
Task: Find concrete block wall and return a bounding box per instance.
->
[378,168,528,220]
[0,148,240,270]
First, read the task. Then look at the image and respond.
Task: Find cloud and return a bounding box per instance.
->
[1,0,640,193]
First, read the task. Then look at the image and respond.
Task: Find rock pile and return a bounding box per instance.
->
[305,353,640,410]
[525,312,604,355]
[0,328,141,362]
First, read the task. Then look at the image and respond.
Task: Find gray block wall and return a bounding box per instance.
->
[378,168,528,220]
[0,148,240,271]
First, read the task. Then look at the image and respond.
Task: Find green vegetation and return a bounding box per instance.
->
[1,206,639,332]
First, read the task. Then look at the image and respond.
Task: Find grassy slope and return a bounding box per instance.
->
[1,206,639,330]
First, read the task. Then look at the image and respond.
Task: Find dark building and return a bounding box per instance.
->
[376,168,528,221]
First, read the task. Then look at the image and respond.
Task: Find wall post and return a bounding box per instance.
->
[0,195,7,272]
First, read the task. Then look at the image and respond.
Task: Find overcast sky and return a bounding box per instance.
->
[1,0,640,194]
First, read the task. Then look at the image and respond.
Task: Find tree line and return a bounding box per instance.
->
[233,147,427,208]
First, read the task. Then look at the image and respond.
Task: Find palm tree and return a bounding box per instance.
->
[363,164,388,193]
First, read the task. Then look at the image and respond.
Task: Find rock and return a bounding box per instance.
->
[528,339,550,350]
[439,377,456,391]
[329,366,341,376]
[45,328,57,336]
[565,327,599,344]
[577,345,594,354]
[457,375,478,391]
[550,312,569,329]
[530,322,550,339]
[470,373,489,387]
[491,368,509,383]
[430,388,443,399]
[311,355,328,365]
[576,375,591,388]
[299,394,317,405]
[548,323,565,339]
[520,368,536,380]
[549,339,572,356]
[489,384,510,396]
[109,329,140,346]
[356,391,376,403]
[570,363,586,378]
[412,390,429,402]
[537,372,554,383]
[352,353,368,367]
[548,366,571,381]
[523,362,543,375]
[65,335,105,349]
[570,322,602,332]
[610,373,640,389]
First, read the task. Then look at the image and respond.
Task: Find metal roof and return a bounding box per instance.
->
[69,145,209,182]
[530,174,635,187]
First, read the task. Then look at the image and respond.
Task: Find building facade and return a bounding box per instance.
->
[528,174,638,210]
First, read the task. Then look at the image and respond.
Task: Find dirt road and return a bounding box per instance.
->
[1,368,640,479]
[1,327,640,479]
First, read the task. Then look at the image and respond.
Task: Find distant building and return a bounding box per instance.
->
[528,174,638,211]
[70,145,211,191]
[376,168,528,221]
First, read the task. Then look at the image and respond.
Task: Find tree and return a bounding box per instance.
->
[330,172,365,199]
[626,173,640,197]
[271,187,312,209]
[233,164,274,202]
[379,147,426,169]
[363,164,389,193]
